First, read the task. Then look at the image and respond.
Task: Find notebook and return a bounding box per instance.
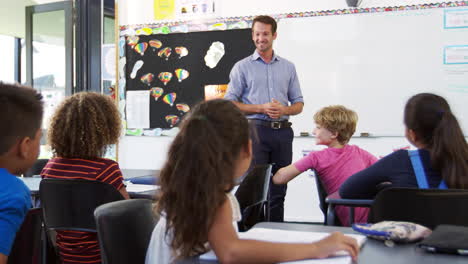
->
[199,227,366,264]
[125,183,159,193]
[418,225,468,255]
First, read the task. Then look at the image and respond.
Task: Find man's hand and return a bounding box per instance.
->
[263,99,287,119]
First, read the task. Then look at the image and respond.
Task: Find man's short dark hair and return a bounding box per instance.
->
[252,15,278,34]
[0,82,43,155]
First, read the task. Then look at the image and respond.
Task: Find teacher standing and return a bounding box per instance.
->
[225,15,304,222]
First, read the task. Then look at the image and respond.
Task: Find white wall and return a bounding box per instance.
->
[117,0,455,222]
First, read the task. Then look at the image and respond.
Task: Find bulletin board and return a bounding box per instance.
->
[124,28,254,129]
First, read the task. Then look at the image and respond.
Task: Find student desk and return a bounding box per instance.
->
[19,169,159,203]
[122,169,160,185]
[176,222,468,263]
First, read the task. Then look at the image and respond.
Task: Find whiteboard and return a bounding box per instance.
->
[275,7,468,136]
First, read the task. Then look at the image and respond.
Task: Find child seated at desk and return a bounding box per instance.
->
[0,82,43,264]
[340,93,468,199]
[145,100,359,264]
[41,92,129,264]
[273,105,377,226]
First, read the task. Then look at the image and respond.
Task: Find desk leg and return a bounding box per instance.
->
[326,204,336,226]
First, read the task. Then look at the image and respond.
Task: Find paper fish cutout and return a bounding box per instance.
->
[120,28,136,36]
[130,60,144,79]
[163,93,176,106]
[136,27,152,35]
[140,73,154,86]
[170,25,188,33]
[208,23,227,31]
[175,46,189,58]
[158,47,172,60]
[118,78,126,91]
[174,69,189,82]
[153,27,170,34]
[165,115,179,127]
[134,42,148,56]
[228,21,249,30]
[118,57,126,79]
[158,72,173,85]
[176,103,190,113]
[204,42,225,69]
[149,39,162,49]
[150,87,164,101]
[119,37,125,56]
[127,36,139,47]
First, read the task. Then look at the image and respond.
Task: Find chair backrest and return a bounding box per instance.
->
[39,178,124,232]
[94,199,158,264]
[313,171,342,226]
[313,170,328,218]
[24,159,49,178]
[235,164,272,231]
[8,208,42,264]
[368,188,468,229]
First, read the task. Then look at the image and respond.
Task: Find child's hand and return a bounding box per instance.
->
[313,232,359,261]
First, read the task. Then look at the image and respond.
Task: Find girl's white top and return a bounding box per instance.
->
[145,192,242,264]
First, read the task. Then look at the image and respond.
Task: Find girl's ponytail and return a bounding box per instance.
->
[404,93,468,189]
[431,111,468,188]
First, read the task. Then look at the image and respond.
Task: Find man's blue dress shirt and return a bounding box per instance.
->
[225,50,304,121]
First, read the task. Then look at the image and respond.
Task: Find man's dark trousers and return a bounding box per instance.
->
[250,124,293,222]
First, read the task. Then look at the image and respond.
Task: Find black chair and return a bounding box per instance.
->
[7,208,59,264]
[94,199,158,264]
[24,159,49,178]
[235,164,272,231]
[39,178,125,262]
[314,170,373,226]
[368,188,468,229]
[8,208,42,264]
[312,170,342,226]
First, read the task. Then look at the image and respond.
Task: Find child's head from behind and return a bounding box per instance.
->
[158,99,250,258]
[48,92,121,160]
[313,105,358,146]
[404,93,468,188]
[0,82,43,174]
[404,93,454,147]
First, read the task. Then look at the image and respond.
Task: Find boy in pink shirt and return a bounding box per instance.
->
[273,105,377,226]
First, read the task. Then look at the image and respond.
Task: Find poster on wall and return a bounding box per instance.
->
[154,0,176,20]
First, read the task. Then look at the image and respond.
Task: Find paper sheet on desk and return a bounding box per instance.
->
[199,228,366,264]
[126,184,159,193]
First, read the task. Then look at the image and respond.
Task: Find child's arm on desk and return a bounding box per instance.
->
[272,165,301,184]
[208,198,359,263]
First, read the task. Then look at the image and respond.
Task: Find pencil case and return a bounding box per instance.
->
[352,221,432,246]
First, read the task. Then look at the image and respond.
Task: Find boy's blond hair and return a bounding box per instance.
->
[313,105,358,144]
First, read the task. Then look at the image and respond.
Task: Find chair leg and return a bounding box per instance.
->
[40,223,47,264]
[264,202,270,222]
[326,204,336,226]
